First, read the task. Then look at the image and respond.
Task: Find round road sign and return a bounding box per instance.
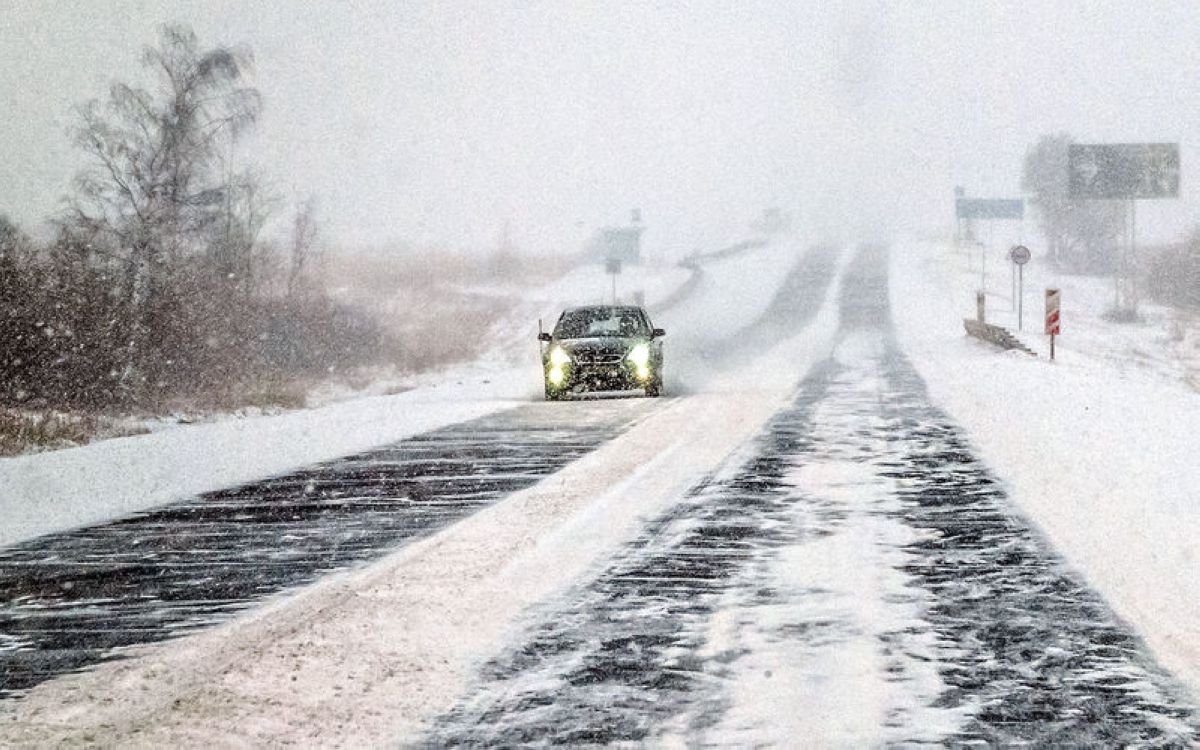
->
[1010,245,1031,265]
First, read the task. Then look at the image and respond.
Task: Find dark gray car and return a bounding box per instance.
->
[537,305,665,400]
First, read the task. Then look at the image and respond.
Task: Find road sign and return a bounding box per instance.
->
[1045,288,1061,335]
[1010,245,1031,265]
[1068,143,1180,199]
[596,227,642,264]
[1045,288,1062,360]
[956,198,1025,220]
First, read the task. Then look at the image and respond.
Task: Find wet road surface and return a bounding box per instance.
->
[0,399,654,698]
[429,245,1198,746]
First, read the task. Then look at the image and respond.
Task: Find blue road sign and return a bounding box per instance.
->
[956,198,1025,220]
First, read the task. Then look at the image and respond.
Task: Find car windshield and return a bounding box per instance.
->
[555,308,648,339]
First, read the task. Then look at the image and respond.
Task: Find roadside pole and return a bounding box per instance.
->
[1010,253,1016,311]
[1019,263,1025,330]
[979,241,987,291]
[606,257,621,304]
[988,219,994,285]
[1010,245,1031,331]
[1130,198,1139,310]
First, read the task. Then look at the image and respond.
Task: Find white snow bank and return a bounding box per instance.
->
[0,379,529,547]
[890,238,1200,699]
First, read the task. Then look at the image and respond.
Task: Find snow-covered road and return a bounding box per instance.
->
[1,240,1197,746]
[429,245,1197,746]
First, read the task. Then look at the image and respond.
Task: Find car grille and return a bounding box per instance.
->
[574,352,624,366]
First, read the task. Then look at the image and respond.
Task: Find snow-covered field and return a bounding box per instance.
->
[890,238,1200,698]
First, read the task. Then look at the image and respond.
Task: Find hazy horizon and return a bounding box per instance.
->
[4,0,1200,257]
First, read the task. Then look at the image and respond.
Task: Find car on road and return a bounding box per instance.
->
[538,305,665,400]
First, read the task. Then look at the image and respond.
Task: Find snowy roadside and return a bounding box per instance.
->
[0,256,704,548]
[890,238,1200,699]
[951,239,1197,387]
[0,246,850,747]
[0,380,529,548]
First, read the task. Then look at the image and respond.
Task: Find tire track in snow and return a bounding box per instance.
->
[427,244,1198,746]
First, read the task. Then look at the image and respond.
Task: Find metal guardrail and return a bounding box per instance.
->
[963,319,1036,356]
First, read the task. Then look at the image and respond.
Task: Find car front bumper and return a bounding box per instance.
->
[547,363,655,392]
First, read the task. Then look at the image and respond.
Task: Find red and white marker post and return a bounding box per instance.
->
[1045,288,1062,360]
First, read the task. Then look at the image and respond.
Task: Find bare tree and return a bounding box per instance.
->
[211,167,278,297]
[0,216,37,405]
[287,197,321,297]
[1022,133,1125,272]
[66,24,262,395]
[0,214,34,269]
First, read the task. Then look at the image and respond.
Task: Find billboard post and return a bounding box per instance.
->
[606,257,622,304]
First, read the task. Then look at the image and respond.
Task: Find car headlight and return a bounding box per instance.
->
[626,343,650,368]
[549,346,571,366]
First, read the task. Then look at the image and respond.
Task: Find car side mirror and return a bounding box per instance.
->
[651,328,666,338]
[538,332,552,342]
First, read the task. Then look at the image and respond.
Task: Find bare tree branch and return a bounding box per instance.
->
[64,23,264,395]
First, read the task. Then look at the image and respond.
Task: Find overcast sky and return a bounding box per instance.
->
[4,1,1200,256]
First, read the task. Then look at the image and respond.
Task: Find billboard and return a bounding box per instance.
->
[956,198,1024,220]
[1068,143,1180,199]
[592,227,642,264]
